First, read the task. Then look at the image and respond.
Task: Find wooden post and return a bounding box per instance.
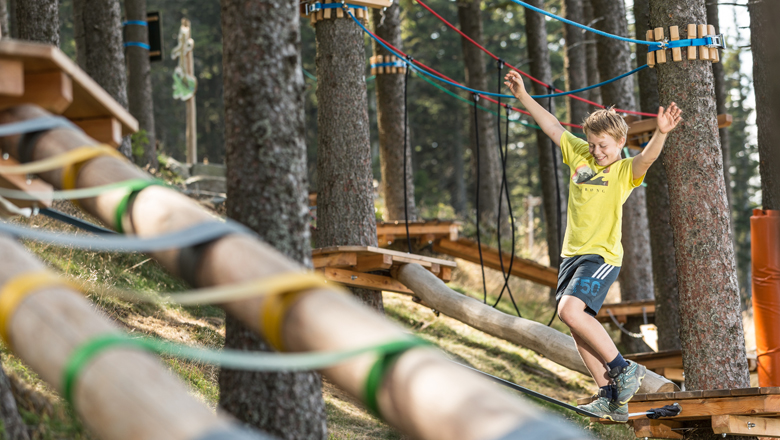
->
[0,105,591,440]
[687,24,698,60]
[172,19,198,165]
[646,30,656,68]
[654,27,667,64]
[185,23,197,166]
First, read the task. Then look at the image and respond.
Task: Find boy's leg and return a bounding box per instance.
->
[570,331,610,387]
[558,295,619,367]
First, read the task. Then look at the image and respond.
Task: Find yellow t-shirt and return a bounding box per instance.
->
[560,131,644,266]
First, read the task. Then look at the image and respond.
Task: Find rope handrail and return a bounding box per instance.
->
[413,0,656,117]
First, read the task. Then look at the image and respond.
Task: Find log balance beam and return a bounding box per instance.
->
[394,263,677,394]
[578,387,780,439]
[0,105,589,440]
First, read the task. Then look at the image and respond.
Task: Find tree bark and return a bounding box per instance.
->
[124,0,158,170]
[220,1,327,438]
[0,364,29,440]
[314,15,383,311]
[73,0,132,158]
[562,0,589,126]
[590,0,653,353]
[452,111,467,217]
[15,0,57,45]
[650,0,750,404]
[749,0,780,210]
[525,0,565,299]
[582,0,601,106]
[0,0,8,39]
[457,0,503,229]
[633,0,680,352]
[371,5,417,222]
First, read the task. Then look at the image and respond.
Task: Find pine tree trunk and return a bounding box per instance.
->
[749,0,780,210]
[633,0,680,352]
[0,0,8,39]
[582,0,601,105]
[15,0,57,45]
[457,0,503,229]
[649,0,750,405]
[371,5,417,222]
[124,0,158,170]
[452,111,467,217]
[220,1,327,438]
[591,0,653,353]
[562,0,589,126]
[73,0,132,158]
[525,0,565,302]
[314,15,383,311]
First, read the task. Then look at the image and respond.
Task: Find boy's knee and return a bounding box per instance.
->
[557,299,585,326]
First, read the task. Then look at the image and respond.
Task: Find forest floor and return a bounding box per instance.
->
[2,194,755,440]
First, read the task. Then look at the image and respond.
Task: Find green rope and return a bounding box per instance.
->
[114,180,166,234]
[363,338,429,416]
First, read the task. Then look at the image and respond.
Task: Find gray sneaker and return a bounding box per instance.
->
[610,361,647,405]
[577,396,628,423]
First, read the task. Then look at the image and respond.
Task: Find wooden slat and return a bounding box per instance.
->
[670,26,682,62]
[596,300,655,323]
[675,390,704,400]
[312,245,456,267]
[698,24,710,60]
[312,252,358,269]
[702,389,735,398]
[0,59,24,96]
[626,350,681,369]
[317,267,413,295]
[0,156,53,208]
[760,388,780,395]
[731,387,762,397]
[627,395,780,421]
[688,24,698,60]
[631,419,684,439]
[655,367,684,382]
[0,71,72,113]
[708,25,720,63]
[712,415,780,437]
[73,117,122,148]
[355,253,393,272]
[647,30,656,67]
[654,27,667,64]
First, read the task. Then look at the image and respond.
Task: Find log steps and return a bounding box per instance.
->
[647,24,721,67]
[301,0,368,26]
[369,55,407,75]
[376,219,459,246]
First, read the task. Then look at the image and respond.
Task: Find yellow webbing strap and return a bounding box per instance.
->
[0,146,124,177]
[258,273,334,351]
[0,271,75,348]
[61,146,127,190]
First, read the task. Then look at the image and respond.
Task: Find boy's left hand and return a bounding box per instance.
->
[657,102,683,134]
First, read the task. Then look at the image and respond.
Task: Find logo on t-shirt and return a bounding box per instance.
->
[573,164,596,184]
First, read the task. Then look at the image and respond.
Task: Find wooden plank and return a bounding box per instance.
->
[439,266,452,282]
[627,395,780,421]
[760,388,780,395]
[376,221,459,237]
[313,245,456,267]
[647,30,656,67]
[655,368,685,382]
[631,419,684,439]
[731,388,762,397]
[645,392,678,401]
[0,156,53,208]
[654,27,667,64]
[312,252,358,269]
[0,59,24,96]
[675,390,704,400]
[670,26,682,62]
[708,25,720,63]
[0,71,72,113]
[73,117,122,148]
[355,253,393,272]
[433,238,557,287]
[702,389,735,398]
[687,24,698,60]
[712,415,780,437]
[390,254,433,268]
[318,267,413,295]
[698,24,710,60]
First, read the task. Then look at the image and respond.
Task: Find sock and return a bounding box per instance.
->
[607,353,629,371]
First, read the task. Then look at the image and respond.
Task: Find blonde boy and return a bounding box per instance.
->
[504,70,682,422]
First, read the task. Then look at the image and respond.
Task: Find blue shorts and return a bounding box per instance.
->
[555,254,620,316]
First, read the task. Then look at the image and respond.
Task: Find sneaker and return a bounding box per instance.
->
[609,360,647,405]
[577,396,628,423]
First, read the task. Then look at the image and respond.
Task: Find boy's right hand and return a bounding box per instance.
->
[504,71,527,99]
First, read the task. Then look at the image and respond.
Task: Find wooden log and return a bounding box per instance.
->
[688,24,698,60]
[698,24,710,60]
[712,415,780,437]
[324,0,332,20]
[0,235,237,440]
[0,104,588,440]
[370,56,377,75]
[669,26,682,62]
[708,25,720,63]
[654,27,667,64]
[395,264,677,394]
[647,30,656,68]
[0,59,24,97]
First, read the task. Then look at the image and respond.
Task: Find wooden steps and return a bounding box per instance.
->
[579,388,780,438]
[625,114,732,151]
[312,245,456,295]
[376,219,460,246]
[433,237,558,287]
[595,299,656,324]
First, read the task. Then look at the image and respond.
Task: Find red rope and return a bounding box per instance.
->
[413,0,657,118]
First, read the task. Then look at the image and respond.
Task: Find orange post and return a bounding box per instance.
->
[751,209,780,386]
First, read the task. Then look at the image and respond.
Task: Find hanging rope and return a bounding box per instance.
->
[607,310,644,338]
[473,93,488,304]
[402,58,413,254]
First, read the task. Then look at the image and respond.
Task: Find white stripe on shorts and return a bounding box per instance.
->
[592,263,608,279]
[598,265,616,280]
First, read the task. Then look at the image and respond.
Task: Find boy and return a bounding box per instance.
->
[504,70,682,422]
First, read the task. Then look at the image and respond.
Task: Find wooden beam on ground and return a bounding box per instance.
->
[433,238,557,287]
[712,414,780,437]
[631,418,684,439]
[72,117,122,148]
[595,299,655,323]
[395,263,677,394]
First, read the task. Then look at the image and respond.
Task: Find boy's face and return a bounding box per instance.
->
[586,132,625,167]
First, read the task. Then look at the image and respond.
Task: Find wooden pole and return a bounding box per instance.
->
[0,235,243,440]
[0,105,591,440]
[394,263,679,394]
[183,20,197,165]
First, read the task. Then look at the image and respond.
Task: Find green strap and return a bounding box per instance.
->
[363,338,429,416]
[62,334,153,406]
[114,180,166,234]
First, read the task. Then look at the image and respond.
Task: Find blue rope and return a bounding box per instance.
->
[371,62,405,68]
[124,42,150,50]
[509,0,662,48]
[122,20,148,26]
[536,65,649,98]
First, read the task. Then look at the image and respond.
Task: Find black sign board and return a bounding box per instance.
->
[147,12,163,62]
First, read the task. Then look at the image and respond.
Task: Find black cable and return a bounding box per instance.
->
[473,93,488,304]
[39,208,117,235]
[402,57,412,254]
[547,85,563,327]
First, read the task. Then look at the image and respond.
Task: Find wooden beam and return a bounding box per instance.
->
[355,253,393,272]
[712,415,780,437]
[317,267,413,295]
[0,71,72,113]
[73,117,122,148]
[595,300,655,323]
[0,156,52,208]
[627,395,780,421]
[312,252,358,269]
[655,367,685,382]
[0,59,24,97]
[631,418,684,439]
[627,114,732,138]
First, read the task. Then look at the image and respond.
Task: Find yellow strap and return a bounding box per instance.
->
[0,271,75,348]
[258,273,333,351]
[60,146,127,190]
[0,146,124,177]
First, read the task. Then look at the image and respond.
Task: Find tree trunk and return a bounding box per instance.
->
[124,0,158,170]
[582,0,601,106]
[562,0,589,126]
[73,0,132,158]
[749,0,780,210]
[371,5,417,222]
[591,0,653,354]
[525,0,565,301]
[220,1,327,438]
[457,0,503,230]
[0,0,8,39]
[633,0,680,352]
[650,0,750,407]
[0,364,29,440]
[314,15,383,311]
[15,0,57,45]
[452,111,467,217]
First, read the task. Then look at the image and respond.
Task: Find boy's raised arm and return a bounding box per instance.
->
[504,71,567,146]
[631,103,683,179]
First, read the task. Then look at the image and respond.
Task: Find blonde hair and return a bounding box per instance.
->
[582,107,628,142]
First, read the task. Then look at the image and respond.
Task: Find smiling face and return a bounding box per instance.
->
[587,132,625,167]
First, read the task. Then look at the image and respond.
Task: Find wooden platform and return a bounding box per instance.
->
[433,237,558,287]
[376,220,459,246]
[623,350,758,383]
[579,388,780,438]
[0,40,138,146]
[312,246,456,295]
[596,299,656,324]
[626,114,732,150]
